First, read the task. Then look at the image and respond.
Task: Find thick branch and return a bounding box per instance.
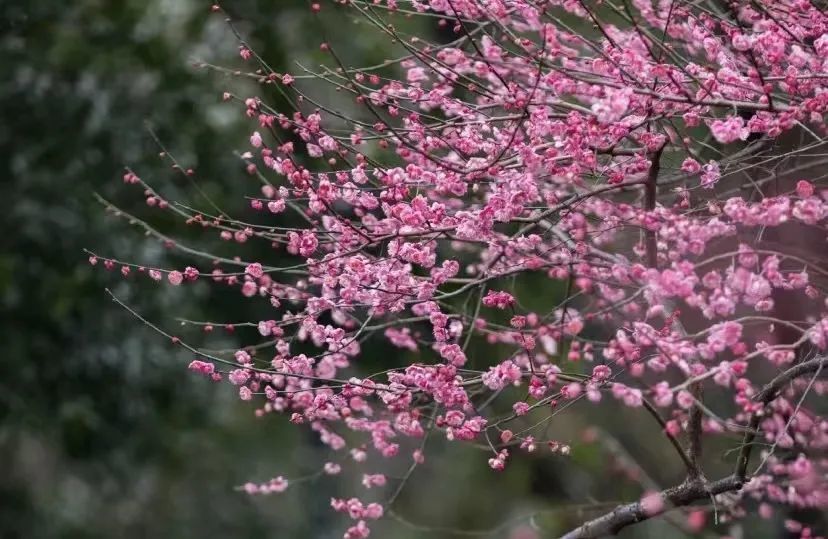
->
[643,147,664,268]
[559,476,743,539]
[562,356,827,539]
[644,144,704,476]
[686,381,704,478]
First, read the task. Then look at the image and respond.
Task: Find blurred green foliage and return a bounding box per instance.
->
[0,1,326,537]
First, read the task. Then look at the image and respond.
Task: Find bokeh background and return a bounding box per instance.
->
[1,1,824,538]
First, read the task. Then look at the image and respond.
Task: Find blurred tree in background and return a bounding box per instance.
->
[0,1,325,536]
[2,2,821,538]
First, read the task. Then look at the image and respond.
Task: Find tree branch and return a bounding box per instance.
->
[559,476,743,539]
[686,381,704,478]
[735,355,827,481]
[561,356,827,539]
[643,146,664,268]
[641,398,695,475]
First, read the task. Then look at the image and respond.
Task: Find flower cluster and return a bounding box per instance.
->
[97,1,828,537]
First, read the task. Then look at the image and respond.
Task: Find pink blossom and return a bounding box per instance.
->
[267,199,286,213]
[361,474,386,489]
[288,230,318,257]
[681,158,701,174]
[700,161,721,188]
[710,116,749,144]
[229,369,251,386]
[676,390,695,409]
[512,401,530,416]
[245,262,264,279]
[438,344,467,366]
[167,271,183,286]
[188,360,215,376]
[796,180,814,198]
[183,266,199,281]
[640,491,665,516]
[482,291,515,309]
[592,88,632,124]
[591,365,611,381]
[241,280,258,297]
